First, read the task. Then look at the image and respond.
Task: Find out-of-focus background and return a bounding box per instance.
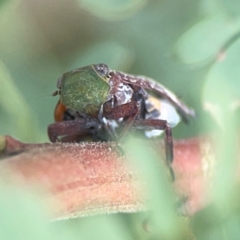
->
[0,0,208,142]
[1,0,240,143]
[1,0,240,142]
[1,1,240,240]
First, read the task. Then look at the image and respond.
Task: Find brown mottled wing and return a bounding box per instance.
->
[116,71,195,123]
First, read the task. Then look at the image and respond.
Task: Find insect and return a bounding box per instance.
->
[48,64,195,179]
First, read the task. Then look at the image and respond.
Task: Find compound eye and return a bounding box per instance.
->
[94,63,110,77]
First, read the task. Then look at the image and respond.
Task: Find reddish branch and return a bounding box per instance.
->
[0,135,213,219]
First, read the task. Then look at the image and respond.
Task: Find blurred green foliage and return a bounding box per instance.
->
[1,0,240,239]
[0,0,201,142]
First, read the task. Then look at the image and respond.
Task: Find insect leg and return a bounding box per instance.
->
[104,101,141,140]
[48,118,100,142]
[104,101,140,120]
[133,119,174,180]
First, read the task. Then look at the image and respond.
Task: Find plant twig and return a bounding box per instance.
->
[0,135,214,219]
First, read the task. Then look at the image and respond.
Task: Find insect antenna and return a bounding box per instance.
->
[52,90,61,96]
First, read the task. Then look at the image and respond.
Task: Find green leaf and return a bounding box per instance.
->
[202,38,240,127]
[68,41,134,71]
[78,0,147,21]
[0,61,43,142]
[123,137,184,240]
[0,183,53,240]
[202,39,240,111]
[218,0,240,18]
[200,0,221,15]
[0,0,8,9]
[175,15,240,65]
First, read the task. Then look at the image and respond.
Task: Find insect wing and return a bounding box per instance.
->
[118,72,195,122]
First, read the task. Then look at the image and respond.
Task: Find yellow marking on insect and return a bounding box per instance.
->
[148,95,161,111]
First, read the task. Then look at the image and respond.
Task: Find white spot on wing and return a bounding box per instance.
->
[102,117,120,131]
[115,84,133,105]
[158,100,181,127]
[145,99,181,138]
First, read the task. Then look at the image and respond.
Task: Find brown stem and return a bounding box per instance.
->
[0,135,213,219]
